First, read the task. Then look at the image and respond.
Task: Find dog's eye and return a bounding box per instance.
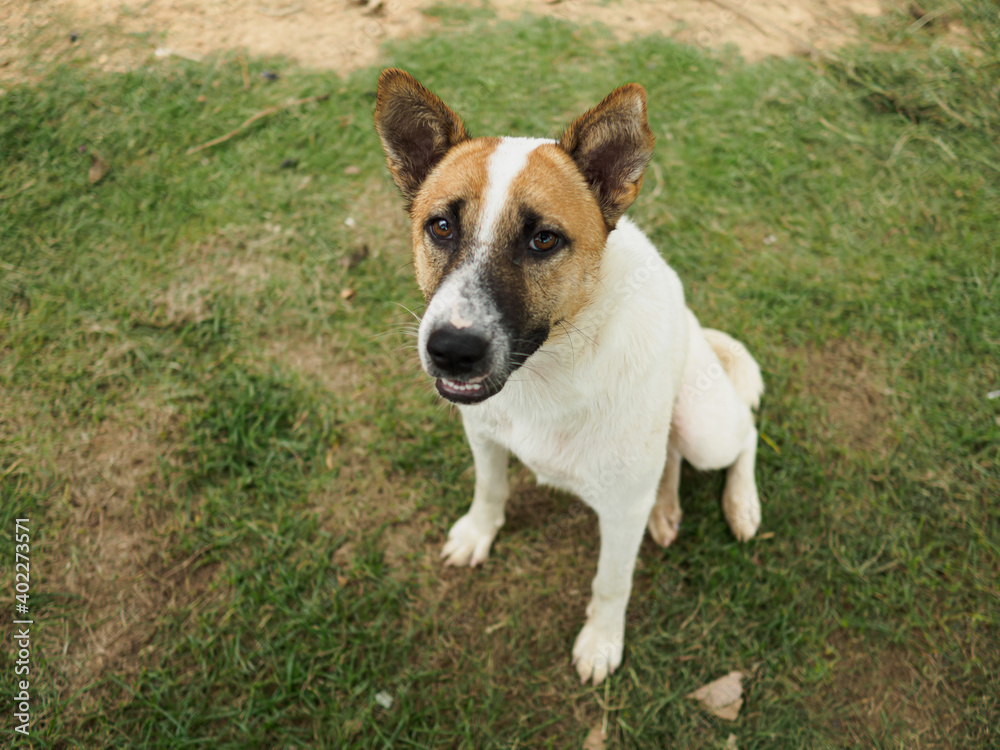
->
[428,217,454,240]
[529,231,561,254]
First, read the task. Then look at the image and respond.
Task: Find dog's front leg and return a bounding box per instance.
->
[573,495,656,685]
[441,426,509,567]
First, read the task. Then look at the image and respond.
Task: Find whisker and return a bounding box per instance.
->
[391,344,421,355]
[393,259,416,275]
[393,301,424,324]
[373,302,424,347]
[558,321,577,372]
[561,319,597,349]
[372,326,419,341]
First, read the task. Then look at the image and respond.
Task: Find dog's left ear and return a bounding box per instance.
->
[374,68,470,210]
[559,84,655,228]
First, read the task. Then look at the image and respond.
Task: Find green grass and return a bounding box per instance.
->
[2,2,998,747]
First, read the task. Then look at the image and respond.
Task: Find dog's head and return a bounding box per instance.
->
[374,69,654,404]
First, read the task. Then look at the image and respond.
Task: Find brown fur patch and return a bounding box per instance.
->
[501,143,609,332]
[408,137,498,298]
[409,137,610,347]
[559,83,655,228]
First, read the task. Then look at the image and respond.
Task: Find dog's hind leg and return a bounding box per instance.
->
[647,441,682,547]
[671,311,763,542]
[720,423,761,542]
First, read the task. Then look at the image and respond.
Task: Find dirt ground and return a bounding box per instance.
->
[1,0,888,88]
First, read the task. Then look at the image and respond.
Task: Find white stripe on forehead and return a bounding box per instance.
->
[477,137,556,247]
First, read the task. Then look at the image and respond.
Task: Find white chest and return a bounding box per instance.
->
[465,376,674,507]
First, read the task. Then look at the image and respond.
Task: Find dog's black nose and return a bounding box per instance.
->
[426,325,489,376]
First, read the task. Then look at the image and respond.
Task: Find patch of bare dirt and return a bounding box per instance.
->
[134,224,303,331]
[265,335,367,392]
[1,0,893,90]
[29,402,220,701]
[795,339,897,457]
[822,630,967,746]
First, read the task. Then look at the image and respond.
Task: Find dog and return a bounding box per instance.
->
[374,69,764,685]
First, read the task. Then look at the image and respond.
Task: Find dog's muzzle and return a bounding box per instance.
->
[425,323,503,404]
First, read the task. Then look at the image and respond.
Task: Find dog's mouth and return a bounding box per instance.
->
[422,320,549,406]
[435,373,505,404]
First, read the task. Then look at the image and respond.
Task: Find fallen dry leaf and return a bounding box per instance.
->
[582,722,606,750]
[686,671,744,721]
[340,288,356,301]
[88,152,110,184]
[344,165,361,175]
[726,733,738,749]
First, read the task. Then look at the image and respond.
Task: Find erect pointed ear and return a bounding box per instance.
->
[373,68,470,210]
[559,83,655,228]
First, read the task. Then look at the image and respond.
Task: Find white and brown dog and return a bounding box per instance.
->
[374,69,764,685]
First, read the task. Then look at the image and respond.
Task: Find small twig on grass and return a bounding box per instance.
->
[931,93,971,128]
[904,3,957,35]
[0,179,36,201]
[161,544,214,580]
[702,0,773,39]
[484,618,508,635]
[829,530,889,576]
[256,4,302,16]
[703,0,839,60]
[1,458,23,477]
[889,131,959,165]
[238,52,251,90]
[678,594,704,631]
[887,132,913,166]
[818,117,866,144]
[185,94,330,155]
[759,432,781,455]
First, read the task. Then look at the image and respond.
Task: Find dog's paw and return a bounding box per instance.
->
[647,503,682,548]
[572,620,624,685]
[722,485,761,542]
[440,512,502,567]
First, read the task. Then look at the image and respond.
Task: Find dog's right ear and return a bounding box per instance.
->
[374,69,470,210]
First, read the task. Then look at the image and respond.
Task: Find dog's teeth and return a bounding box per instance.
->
[444,379,482,391]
